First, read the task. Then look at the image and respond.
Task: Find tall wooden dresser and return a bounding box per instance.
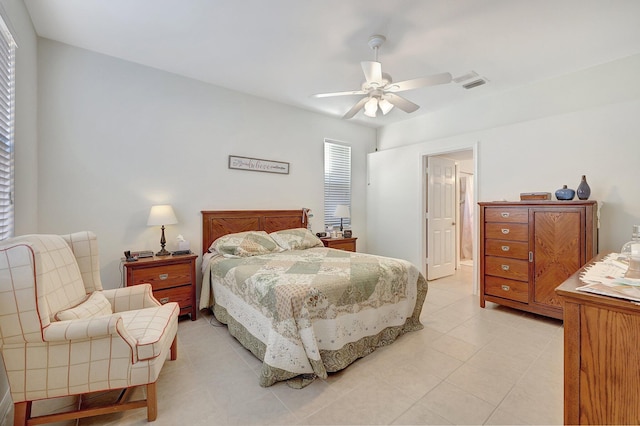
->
[479,200,598,319]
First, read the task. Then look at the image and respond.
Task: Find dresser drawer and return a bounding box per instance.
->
[129,263,192,290]
[485,276,528,303]
[153,285,192,311]
[485,223,528,241]
[485,239,529,259]
[484,208,528,223]
[485,256,529,281]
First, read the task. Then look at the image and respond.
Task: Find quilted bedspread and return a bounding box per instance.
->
[200,247,428,387]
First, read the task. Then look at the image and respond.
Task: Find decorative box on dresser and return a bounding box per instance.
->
[556,254,640,425]
[479,200,598,319]
[124,253,198,320]
[321,237,357,252]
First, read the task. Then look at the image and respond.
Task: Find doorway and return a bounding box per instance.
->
[425,149,475,281]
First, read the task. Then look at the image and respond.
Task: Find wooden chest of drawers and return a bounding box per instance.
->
[124,254,198,320]
[479,201,598,319]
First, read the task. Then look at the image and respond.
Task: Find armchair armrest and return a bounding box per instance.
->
[102,284,161,312]
[43,314,122,341]
[42,314,139,362]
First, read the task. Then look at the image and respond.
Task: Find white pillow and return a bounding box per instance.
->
[55,291,112,321]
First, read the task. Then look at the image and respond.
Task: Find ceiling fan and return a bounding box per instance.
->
[313,35,452,119]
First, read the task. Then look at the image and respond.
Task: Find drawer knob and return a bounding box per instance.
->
[159,297,169,304]
[159,273,169,280]
[501,245,510,251]
[501,264,510,271]
[501,285,511,291]
[501,228,510,234]
[501,212,510,218]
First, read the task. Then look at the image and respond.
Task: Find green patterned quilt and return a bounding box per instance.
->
[200,247,428,387]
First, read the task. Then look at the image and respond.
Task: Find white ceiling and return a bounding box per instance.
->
[23,0,640,128]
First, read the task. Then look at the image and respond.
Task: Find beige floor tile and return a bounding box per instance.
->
[445,362,515,406]
[484,407,529,425]
[391,402,453,425]
[499,383,563,425]
[270,378,344,420]
[302,376,417,425]
[418,381,496,425]
[429,333,481,362]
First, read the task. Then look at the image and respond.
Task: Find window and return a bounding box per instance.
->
[0,16,15,240]
[324,140,351,230]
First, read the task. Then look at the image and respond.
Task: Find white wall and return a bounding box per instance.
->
[368,54,640,276]
[37,39,376,292]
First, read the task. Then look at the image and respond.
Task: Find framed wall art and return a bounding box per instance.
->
[228,155,290,174]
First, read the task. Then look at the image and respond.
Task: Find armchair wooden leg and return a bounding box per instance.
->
[170,335,178,360]
[146,382,158,422]
[13,401,30,426]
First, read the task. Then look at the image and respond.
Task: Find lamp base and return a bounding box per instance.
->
[156,225,171,256]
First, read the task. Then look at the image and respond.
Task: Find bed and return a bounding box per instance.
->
[199,209,428,387]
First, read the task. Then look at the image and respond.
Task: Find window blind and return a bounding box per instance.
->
[0,16,15,241]
[324,141,351,230]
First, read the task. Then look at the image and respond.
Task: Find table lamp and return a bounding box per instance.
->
[333,205,350,231]
[147,204,178,256]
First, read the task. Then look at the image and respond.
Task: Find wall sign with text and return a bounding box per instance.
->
[228,155,290,174]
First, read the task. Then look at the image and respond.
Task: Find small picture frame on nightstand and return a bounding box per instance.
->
[343,230,352,238]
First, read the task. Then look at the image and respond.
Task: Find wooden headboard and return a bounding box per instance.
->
[201,209,307,254]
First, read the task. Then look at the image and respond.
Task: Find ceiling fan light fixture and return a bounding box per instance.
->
[364,97,378,117]
[379,98,394,115]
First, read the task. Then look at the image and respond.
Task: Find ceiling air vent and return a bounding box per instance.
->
[462,79,487,90]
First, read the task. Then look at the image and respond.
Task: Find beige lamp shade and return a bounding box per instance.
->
[147,205,178,226]
[333,205,350,219]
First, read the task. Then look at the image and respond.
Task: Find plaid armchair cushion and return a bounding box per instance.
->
[55,291,113,321]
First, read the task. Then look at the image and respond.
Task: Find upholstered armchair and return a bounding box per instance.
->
[0,232,179,425]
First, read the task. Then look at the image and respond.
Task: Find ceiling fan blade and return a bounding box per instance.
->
[312,89,366,98]
[342,97,369,119]
[388,72,452,92]
[385,93,420,113]
[361,61,382,85]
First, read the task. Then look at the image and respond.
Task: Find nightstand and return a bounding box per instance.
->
[321,237,357,252]
[124,253,198,320]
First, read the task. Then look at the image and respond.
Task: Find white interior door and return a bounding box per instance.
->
[427,156,456,280]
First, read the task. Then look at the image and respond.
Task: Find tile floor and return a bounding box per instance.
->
[11,266,565,425]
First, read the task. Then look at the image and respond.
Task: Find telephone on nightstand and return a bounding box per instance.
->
[124,251,137,262]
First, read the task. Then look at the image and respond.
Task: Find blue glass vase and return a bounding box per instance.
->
[555,185,575,200]
[576,175,591,200]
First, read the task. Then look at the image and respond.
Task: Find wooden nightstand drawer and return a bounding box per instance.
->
[484,223,528,241]
[129,263,191,291]
[484,208,528,223]
[485,239,529,259]
[485,256,529,281]
[321,237,357,252]
[124,254,198,320]
[485,276,528,303]
[154,285,192,311]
